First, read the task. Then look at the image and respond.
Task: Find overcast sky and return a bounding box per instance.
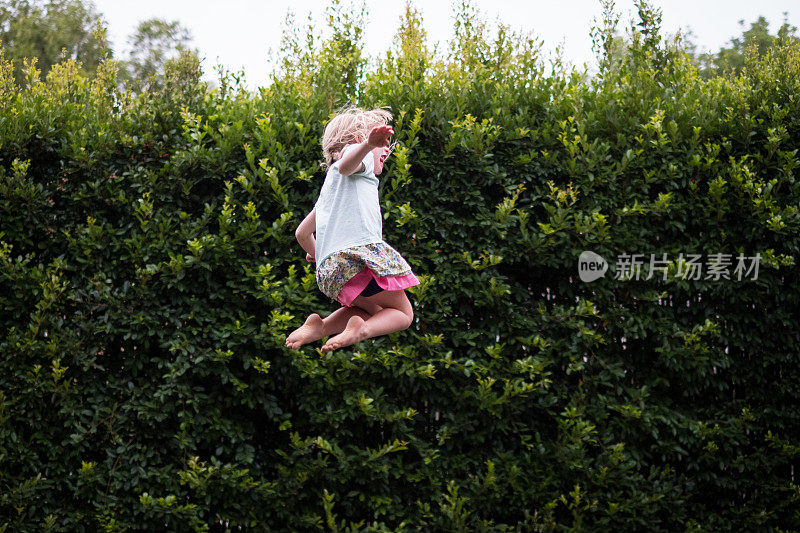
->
[91,0,799,90]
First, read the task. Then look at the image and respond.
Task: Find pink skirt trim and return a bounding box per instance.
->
[337,267,420,306]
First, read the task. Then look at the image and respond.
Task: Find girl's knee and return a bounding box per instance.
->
[389,307,413,332]
[365,290,414,328]
[391,306,412,331]
[403,309,413,330]
[402,304,413,328]
[392,297,414,328]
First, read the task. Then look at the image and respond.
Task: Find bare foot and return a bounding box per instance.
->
[285,313,325,349]
[321,316,366,353]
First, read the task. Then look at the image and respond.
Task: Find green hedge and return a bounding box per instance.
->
[1,3,799,531]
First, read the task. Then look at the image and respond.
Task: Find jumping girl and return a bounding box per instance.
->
[285,107,420,353]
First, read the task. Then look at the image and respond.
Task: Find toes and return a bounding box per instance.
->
[321,341,337,353]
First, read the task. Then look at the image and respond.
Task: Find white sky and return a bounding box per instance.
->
[91,0,799,90]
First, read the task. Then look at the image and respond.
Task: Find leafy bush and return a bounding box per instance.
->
[1,1,799,530]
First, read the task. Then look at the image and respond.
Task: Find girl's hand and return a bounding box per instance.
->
[367,124,394,148]
[306,253,315,262]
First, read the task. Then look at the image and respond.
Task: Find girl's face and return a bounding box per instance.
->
[371,145,390,175]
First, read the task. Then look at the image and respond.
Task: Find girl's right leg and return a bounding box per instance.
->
[321,304,375,336]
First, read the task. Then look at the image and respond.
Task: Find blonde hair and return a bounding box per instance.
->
[321,106,393,169]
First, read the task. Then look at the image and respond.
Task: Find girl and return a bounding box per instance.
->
[286,107,420,353]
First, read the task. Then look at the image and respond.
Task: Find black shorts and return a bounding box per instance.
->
[359,277,384,298]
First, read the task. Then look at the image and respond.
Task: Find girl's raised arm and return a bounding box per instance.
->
[337,141,371,176]
[338,124,394,176]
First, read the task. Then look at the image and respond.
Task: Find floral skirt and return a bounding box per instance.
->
[316,242,420,306]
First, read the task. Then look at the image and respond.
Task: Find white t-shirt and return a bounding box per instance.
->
[314,144,383,265]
